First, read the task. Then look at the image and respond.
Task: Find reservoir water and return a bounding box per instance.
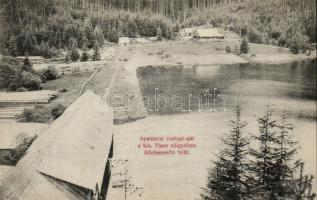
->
[135,59,317,194]
[137,59,316,119]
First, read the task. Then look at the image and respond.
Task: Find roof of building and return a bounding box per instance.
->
[194,28,224,38]
[0,123,48,150]
[0,90,113,200]
[118,37,130,44]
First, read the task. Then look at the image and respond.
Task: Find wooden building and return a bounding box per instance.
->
[0,90,114,200]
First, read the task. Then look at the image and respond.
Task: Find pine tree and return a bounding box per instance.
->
[204,105,251,200]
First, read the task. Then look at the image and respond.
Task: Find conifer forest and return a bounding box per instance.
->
[0,0,316,56]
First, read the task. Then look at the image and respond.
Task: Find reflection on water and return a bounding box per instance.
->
[136,59,316,119]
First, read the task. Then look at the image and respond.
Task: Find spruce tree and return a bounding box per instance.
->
[251,106,278,199]
[204,105,251,200]
[273,111,298,198]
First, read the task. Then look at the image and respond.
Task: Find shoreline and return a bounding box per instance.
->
[241,52,317,65]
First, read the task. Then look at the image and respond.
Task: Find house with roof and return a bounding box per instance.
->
[0,90,114,200]
[193,28,225,41]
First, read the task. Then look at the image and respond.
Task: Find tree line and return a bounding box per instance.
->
[0,0,316,56]
[201,105,316,200]
[1,6,176,56]
[1,0,314,19]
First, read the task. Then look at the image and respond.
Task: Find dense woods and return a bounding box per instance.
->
[0,0,316,56]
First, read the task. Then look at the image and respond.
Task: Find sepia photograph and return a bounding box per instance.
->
[0,0,316,199]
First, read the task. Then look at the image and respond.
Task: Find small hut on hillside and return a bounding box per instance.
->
[193,28,225,41]
[0,90,114,200]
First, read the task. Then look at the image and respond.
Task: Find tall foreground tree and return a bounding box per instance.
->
[251,106,278,198]
[273,111,298,197]
[251,108,307,199]
[204,106,315,199]
[203,105,251,200]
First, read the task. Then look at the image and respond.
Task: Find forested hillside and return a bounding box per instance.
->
[0,0,316,56]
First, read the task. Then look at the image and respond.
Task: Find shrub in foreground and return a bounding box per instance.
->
[21,71,42,90]
[16,105,51,123]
